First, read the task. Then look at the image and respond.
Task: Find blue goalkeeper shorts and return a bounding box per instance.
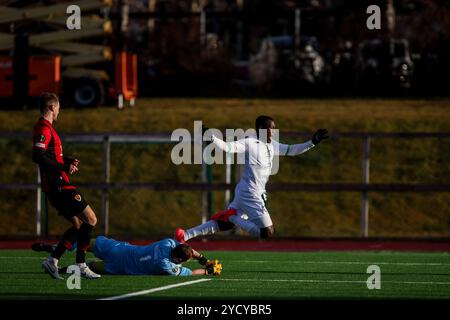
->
[93,236,129,274]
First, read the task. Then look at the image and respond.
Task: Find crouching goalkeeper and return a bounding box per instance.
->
[32,236,222,277]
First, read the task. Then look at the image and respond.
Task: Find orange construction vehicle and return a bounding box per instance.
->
[0,0,137,108]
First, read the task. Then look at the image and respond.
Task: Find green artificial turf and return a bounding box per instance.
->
[1,249,450,300]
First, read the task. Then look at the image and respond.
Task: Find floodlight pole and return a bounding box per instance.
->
[225,153,232,207]
[201,140,208,224]
[200,10,206,47]
[294,8,301,55]
[102,136,111,235]
[36,167,41,236]
[36,166,48,236]
[361,136,371,238]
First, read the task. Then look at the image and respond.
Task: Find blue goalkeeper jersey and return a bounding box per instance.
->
[94,236,192,276]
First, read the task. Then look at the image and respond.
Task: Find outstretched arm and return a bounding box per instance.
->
[193,249,223,276]
[273,129,329,156]
[210,135,246,153]
[192,248,204,261]
[191,269,209,276]
[273,140,315,156]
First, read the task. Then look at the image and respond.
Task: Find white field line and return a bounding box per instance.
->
[98,278,211,301]
[232,260,450,266]
[217,278,450,285]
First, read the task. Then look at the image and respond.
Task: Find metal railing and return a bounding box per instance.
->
[1,131,449,237]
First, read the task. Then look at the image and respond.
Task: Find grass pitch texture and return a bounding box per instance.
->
[1,250,450,299]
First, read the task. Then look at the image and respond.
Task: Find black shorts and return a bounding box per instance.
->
[46,189,88,219]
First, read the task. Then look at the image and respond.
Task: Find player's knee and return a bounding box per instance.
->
[73,219,82,229]
[89,215,97,226]
[84,214,97,226]
[82,206,97,226]
[70,216,82,229]
[260,226,274,239]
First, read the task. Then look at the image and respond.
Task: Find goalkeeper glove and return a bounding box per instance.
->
[312,129,329,145]
[198,255,208,266]
[204,259,222,276]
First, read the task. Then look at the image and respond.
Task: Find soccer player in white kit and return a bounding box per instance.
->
[175,116,329,242]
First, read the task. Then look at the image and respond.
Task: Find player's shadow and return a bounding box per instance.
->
[0,271,44,275]
[3,292,102,299]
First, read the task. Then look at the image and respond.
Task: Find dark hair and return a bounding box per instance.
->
[172,244,193,262]
[38,92,59,114]
[255,115,274,130]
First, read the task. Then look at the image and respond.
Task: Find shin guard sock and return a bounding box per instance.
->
[184,221,219,241]
[76,223,94,264]
[51,226,78,260]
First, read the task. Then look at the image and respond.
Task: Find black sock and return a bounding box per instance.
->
[52,226,78,260]
[76,223,94,264]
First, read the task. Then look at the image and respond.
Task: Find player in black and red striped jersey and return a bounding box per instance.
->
[32,92,100,280]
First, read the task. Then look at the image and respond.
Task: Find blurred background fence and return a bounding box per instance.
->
[0,0,449,240]
[1,131,449,239]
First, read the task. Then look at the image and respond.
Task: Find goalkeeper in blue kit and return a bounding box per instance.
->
[32,237,222,276]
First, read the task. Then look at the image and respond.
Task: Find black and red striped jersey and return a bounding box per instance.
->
[32,117,74,192]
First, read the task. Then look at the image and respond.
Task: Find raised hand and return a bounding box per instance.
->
[69,159,79,175]
[312,129,329,145]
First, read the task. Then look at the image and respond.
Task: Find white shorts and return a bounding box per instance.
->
[228,196,273,228]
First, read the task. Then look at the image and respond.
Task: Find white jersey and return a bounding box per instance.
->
[211,134,315,201]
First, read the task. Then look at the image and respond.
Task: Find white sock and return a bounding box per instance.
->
[229,215,261,237]
[48,256,58,265]
[184,221,219,241]
[77,262,87,269]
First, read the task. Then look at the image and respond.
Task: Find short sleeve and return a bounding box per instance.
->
[160,260,192,276]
